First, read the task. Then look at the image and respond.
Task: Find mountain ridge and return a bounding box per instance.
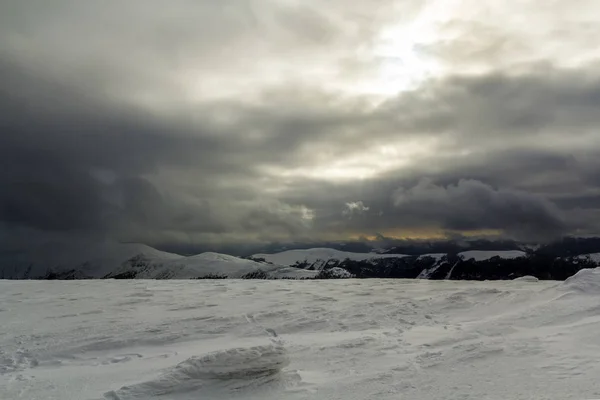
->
[3,237,600,280]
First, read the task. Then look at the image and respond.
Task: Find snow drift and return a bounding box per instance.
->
[513,275,540,282]
[561,267,600,293]
[104,343,290,399]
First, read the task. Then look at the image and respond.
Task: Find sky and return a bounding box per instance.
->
[1,0,600,251]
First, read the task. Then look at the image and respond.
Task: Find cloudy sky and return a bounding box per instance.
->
[1,0,600,251]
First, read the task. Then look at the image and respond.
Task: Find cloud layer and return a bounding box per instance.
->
[393,179,566,240]
[1,0,600,249]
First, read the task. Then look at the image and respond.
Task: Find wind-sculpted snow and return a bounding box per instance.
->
[104,344,291,399]
[2,275,600,399]
[561,267,600,293]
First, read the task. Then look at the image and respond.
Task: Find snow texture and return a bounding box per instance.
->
[2,272,600,399]
[561,267,600,293]
[458,250,526,261]
[104,344,290,399]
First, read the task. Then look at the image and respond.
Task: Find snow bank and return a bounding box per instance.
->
[458,250,526,262]
[104,343,289,399]
[513,275,539,282]
[561,267,600,293]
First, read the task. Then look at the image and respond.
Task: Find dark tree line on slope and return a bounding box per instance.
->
[184,254,599,280]
[313,254,598,280]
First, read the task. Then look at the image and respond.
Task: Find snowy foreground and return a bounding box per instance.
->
[2,270,600,400]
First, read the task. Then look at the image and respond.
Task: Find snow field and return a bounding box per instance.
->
[1,269,600,399]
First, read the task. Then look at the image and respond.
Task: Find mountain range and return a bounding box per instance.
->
[1,237,600,280]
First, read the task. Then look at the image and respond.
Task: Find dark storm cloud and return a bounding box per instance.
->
[229,66,600,174]
[2,0,600,247]
[276,145,600,240]
[3,54,600,243]
[377,67,600,141]
[0,53,341,243]
[0,59,210,229]
[392,179,566,239]
[0,58,321,241]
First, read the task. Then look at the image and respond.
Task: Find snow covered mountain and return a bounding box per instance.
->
[251,247,600,281]
[250,248,528,271]
[0,240,182,279]
[3,240,600,281]
[104,252,317,280]
[0,240,316,280]
[250,248,409,270]
[415,254,447,279]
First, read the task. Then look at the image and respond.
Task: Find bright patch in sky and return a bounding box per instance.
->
[266,138,439,182]
[363,0,454,95]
